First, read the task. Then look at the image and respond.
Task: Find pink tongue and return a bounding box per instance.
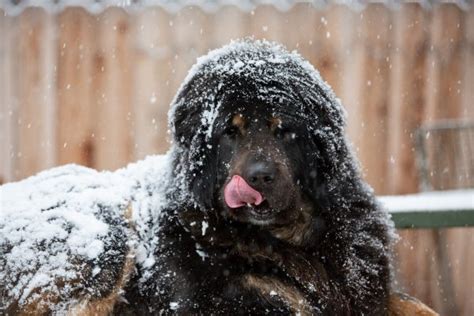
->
[224,175,264,208]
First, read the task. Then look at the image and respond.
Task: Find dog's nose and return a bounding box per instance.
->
[243,161,277,187]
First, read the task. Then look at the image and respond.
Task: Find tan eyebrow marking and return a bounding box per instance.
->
[269,117,282,132]
[232,114,246,132]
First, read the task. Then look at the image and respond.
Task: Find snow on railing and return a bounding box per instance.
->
[379,189,474,228]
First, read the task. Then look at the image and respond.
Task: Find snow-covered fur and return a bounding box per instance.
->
[0,39,394,315]
[122,39,394,314]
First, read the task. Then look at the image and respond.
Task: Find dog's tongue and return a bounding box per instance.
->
[224,175,264,208]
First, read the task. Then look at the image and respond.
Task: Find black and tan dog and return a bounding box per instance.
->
[1,40,436,315]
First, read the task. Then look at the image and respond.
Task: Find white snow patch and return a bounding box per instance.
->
[169,302,179,310]
[379,189,474,213]
[201,220,209,236]
[195,249,208,261]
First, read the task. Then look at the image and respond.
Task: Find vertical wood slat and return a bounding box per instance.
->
[393,229,439,308]
[433,7,468,316]
[93,8,133,171]
[387,4,428,195]
[305,5,347,95]
[282,4,318,74]
[169,6,211,118]
[132,8,173,158]
[430,7,473,316]
[449,228,474,316]
[351,4,393,194]
[425,5,464,122]
[461,9,474,119]
[387,5,434,312]
[341,8,364,153]
[0,11,15,184]
[249,5,286,42]
[57,8,96,167]
[454,10,474,316]
[211,5,248,48]
[15,9,56,179]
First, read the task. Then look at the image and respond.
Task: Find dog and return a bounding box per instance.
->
[1,39,394,315]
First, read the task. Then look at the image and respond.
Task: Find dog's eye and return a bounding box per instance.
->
[223,127,239,138]
[275,128,296,141]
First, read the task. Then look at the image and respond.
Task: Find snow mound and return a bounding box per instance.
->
[0,155,171,311]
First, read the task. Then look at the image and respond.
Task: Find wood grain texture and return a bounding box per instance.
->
[92,8,133,171]
[0,11,15,184]
[132,8,173,158]
[15,9,56,179]
[57,8,96,167]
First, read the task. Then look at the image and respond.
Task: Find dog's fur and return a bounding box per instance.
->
[116,41,393,315]
[2,40,393,315]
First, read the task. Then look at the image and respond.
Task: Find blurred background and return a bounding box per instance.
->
[0,0,473,314]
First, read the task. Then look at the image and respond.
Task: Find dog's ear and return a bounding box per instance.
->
[172,89,203,148]
[291,80,365,209]
[171,73,224,210]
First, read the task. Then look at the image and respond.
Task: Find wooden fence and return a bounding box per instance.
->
[0,3,473,314]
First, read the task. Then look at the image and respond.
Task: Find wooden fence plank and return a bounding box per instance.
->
[461,8,474,119]
[92,8,133,171]
[447,227,474,316]
[169,6,211,111]
[15,9,56,179]
[425,5,464,122]
[0,11,15,184]
[453,11,474,316]
[56,8,96,167]
[282,3,318,56]
[132,8,173,158]
[418,5,468,315]
[350,5,393,194]
[249,5,285,42]
[438,8,474,316]
[387,3,429,195]
[340,8,364,154]
[386,4,437,313]
[305,4,346,94]
[211,5,248,48]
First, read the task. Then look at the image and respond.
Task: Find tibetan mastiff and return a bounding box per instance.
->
[1,40,394,315]
[118,40,393,315]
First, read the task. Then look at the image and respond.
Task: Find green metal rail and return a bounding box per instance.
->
[390,209,474,229]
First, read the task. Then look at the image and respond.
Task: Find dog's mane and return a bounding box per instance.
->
[167,39,395,314]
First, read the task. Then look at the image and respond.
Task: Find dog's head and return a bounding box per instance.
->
[169,39,364,237]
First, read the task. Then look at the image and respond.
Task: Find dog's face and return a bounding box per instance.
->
[213,102,312,227]
[171,40,353,244]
